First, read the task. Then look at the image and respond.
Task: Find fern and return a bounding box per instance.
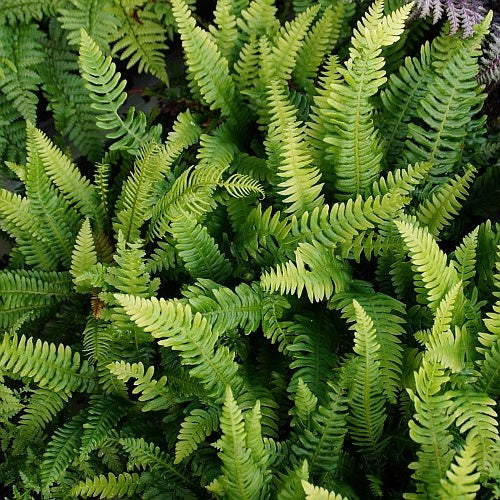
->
[79,29,161,153]
[0,23,46,122]
[302,480,349,500]
[70,472,143,499]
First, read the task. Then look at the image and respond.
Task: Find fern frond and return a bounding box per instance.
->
[71,219,98,292]
[265,81,324,216]
[175,406,220,463]
[291,378,318,426]
[170,215,232,282]
[261,242,350,302]
[416,164,477,236]
[324,0,412,199]
[438,439,480,500]
[379,41,434,166]
[79,395,127,459]
[113,2,169,84]
[275,460,309,500]
[183,279,263,335]
[261,293,294,352]
[371,162,431,197]
[404,20,489,180]
[330,286,405,404]
[70,472,142,499]
[41,413,85,490]
[0,0,62,24]
[107,360,174,412]
[211,387,268,500]
[293,5,344,92]
[302,480,349,500]
[406,359,455,499]
[209,0,240,64]
[0,270,74,328]
[171,0,240,119]
[58,0,119,51]
[269,5,319,84]
[0,24,45,122]
[115,294,244,401]
[82,318,115,364]
[452,227,478,287]
[0,334,96,392]
[395,219,459,310]
[237,0,279,44]
[79,29,161,153]
[347,300,387,455]
[222,173,265,199]
[17,388,69,435]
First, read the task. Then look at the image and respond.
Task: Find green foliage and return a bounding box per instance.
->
[0,0,499,498]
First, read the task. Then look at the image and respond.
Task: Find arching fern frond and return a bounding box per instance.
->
[107,360,174,412]
[70,472,143,499]
[79,30,161,153]
[113,2,169,84]
[452,227,478,287]
[395,219,459,310]
[115,294,244,401]
[0,270,72,332]
[175,406,220,463]
[0,334,96,393]
[261,242,350,302]
[171,0,240,120]
[416,164,477,236]
[324,0,412,199]
[170,215,232,283]
[71,219,98,293]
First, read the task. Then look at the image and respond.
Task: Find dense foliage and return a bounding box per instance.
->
[1,0,500,499]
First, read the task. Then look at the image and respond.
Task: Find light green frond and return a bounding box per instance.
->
[170,215,232,282]
[71,219,98,292]
[146,240,178,273]
[261,242,350,302]
[113,3,169,84]
[183,279,263,335]
[261,293,294,352]
[0,334,96,393]
[79,395,128,459]
[0,24,45,122]
[395,220,459,310]
[416,165,477,236]
[324,0,412,199]
[41,413,85,490]
[237,0,278,43]
[106,233,156,297]
[115,294,244,401]
[348,300,387,454]
[70,472,142,499]
[293,5,343,92]
[0,270,74,328]
[270,5,319,84]
[113,141,165,242]
[172,0,240,119]
[452,228,479,287]
[209,0,239,64]
[289,192,407,250]
[0,189,41,243]
[265,81,324,216]
[406,359,455,499]
[58,0,119,51]
[275,460,309,500]
[107,360,173,412]
[245,401,270,469]
[213,387,267,500]
[175,406,220,463]
[234,34,260,95]
[221,173,264,198]
[438,439,480,500]
[371,162,431,197]
[302,480,348,500]
[79,29,161,153]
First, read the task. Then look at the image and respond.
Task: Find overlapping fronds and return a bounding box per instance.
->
[116,294,244,401]
[302,480,349,500]
[324,0,412,199]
